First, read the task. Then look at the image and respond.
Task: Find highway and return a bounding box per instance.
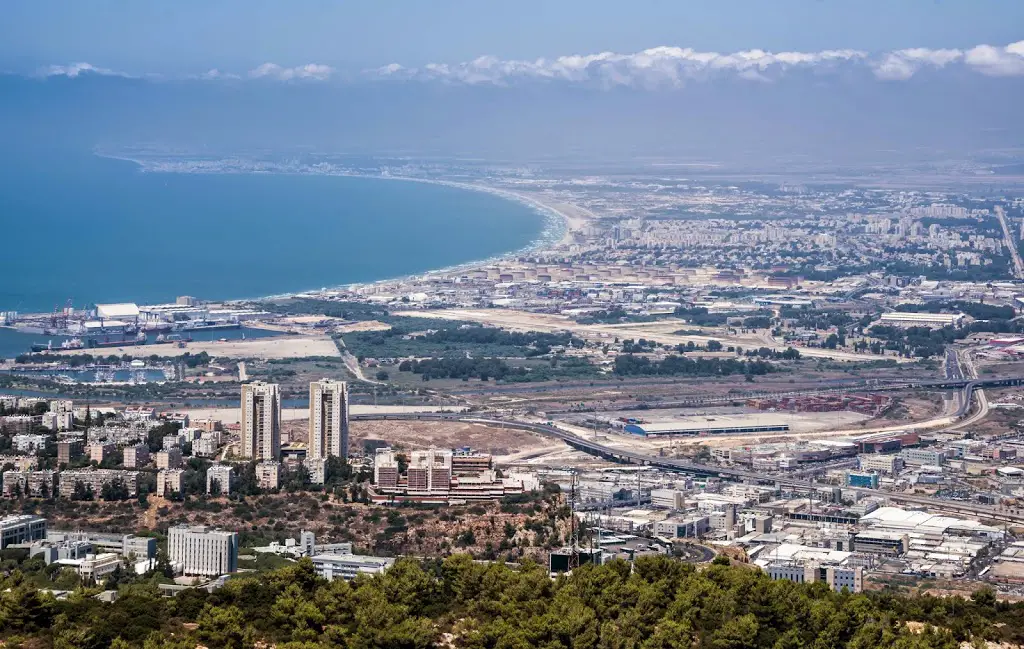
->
[996,205,1024,280]
[355,400,1024,524]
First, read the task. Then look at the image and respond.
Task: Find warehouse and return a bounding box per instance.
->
[624,418,790,437]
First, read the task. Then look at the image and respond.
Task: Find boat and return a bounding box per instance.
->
[60,337,84,350]
[30,341,53,353]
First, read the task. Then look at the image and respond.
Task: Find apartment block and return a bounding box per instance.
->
[122,443,151,469]
[308,379,349,461]
[57,440,83,466]
[156,469,185,497]
[2,470,56,498]
[206,464,233,495]
[241,382,281,461]
[256,461,280,490]
[89,442,115,463]
[58,469,138,499]
[156,448,183,470]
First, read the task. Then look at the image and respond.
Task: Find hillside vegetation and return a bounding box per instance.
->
[2,554,1023,648]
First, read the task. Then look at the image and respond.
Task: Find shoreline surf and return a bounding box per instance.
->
[102,153,584,305]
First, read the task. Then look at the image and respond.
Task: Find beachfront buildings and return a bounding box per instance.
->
[240,381,281,461]
[309,379,349,461]
[167,524,238,576]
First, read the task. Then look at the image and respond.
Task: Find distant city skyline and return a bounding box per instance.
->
[2,0,1023,79]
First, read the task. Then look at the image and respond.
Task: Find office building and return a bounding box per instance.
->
[167,524,238,576]
[767,562,863,593]
[858,454,904,475]
[0,515,46,549]
[74,553,122,583]
[156,469,185,497]
[846,472,880,489]
[207,464,233,495]
[310,553,394,581]
[122,443,150,469]
[308,379,349,461]
[241,382,281,460]
[901,448,946,467]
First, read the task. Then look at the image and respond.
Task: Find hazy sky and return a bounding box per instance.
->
[3,0,1023,73]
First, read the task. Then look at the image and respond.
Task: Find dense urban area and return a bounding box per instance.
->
[6,160,1024,647]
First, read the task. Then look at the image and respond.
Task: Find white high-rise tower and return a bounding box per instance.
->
[240,381,281,460]
[309,379,349,460]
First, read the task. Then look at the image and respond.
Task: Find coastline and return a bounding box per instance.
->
[101,152,591,303]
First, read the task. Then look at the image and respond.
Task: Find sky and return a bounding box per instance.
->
[2,0,1023,74]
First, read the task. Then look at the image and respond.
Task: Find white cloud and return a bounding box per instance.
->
[40,62,127,78]
[964,41,1024,76]
[248,62,333,81]
[872,48,963,81]
[197,68,240,81]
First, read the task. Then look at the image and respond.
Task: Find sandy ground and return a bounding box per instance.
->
[54,335,340,360]
[394,308,898,363]
[180,404,464,425]
[350,419,552,459]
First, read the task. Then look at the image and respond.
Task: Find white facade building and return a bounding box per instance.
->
[241,382,281,460]
[167,524,238,576]
[309,379,349,461]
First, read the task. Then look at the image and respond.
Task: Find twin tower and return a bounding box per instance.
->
[240,378,349,462]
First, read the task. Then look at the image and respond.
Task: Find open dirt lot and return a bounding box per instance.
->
[55,335,341,360]
[351,419,554,460]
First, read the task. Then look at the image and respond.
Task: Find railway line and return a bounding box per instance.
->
[355,374,1024,525]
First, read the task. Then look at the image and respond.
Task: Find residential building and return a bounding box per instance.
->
[58,469,138,499]
[122,444,150,469]
[12,434,48,453]
[89,442,115,463]
[0,515,46,549]
[2,416,38,435]
[2,470,56,498]
[57,440,83,466]
[156,448,183,470]
[167,524,238,576]
[304,457,327,485]
[193,436,218,457]
[311,553,394,581]
[308,379,349,461]
[374,448,400,489]
[42,411,73,432]
[241,382,281,460]
[0,454,37,471]
[256,461,280,490]
[207,464,233,495]
[156,469,185,497]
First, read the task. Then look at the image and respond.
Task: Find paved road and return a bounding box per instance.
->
[997,205,1024,279]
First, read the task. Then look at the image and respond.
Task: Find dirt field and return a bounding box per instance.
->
[55,335,341,360]
[351,419,553,460]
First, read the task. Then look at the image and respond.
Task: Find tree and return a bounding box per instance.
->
[72,481,95,501]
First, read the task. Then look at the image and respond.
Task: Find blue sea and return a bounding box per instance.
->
[0,149,546,313]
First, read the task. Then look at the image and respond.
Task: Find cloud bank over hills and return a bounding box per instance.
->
[33,40,1024,87]
[5,39,1023,165]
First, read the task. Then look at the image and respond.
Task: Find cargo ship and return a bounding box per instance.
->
[86,332,148,348]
